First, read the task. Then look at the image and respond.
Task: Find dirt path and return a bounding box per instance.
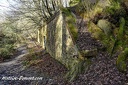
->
[0,45,28,66]
[0,44,67,85]
[0,45,51,85]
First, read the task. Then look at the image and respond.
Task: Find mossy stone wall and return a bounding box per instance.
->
[39,11,79,68]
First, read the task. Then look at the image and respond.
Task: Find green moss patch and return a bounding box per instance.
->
[61,8,78,41]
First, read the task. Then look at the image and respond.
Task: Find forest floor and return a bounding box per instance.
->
[71,16,128,85]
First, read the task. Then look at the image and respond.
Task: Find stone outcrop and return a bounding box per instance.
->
[97,19,112,36]
[88,21,104,40]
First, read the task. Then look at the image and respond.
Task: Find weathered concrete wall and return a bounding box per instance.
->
[40,11,79,68]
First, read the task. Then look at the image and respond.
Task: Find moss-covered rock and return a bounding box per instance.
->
[81,49,97,57]
[97,19,113,36]
[88,21,105,40]
[88,21,116,54]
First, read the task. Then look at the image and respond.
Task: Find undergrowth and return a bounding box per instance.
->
[0,32,16,61]
[22,48,45,68]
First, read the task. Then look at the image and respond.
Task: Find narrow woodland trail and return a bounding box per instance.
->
[72,15,128,85]
[0,45,49,85]
[0,45,28,66]
[0,44,67,85]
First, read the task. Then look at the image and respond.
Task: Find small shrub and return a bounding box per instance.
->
[104,0,121,15]
[0,48,11,59]
[0,33,16,61]
[22,61,30,66]
[116,48,128,72]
